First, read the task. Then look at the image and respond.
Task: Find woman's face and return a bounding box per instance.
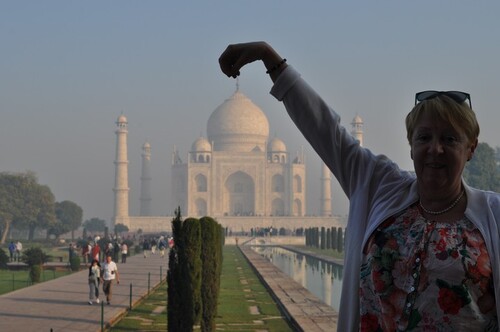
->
[410,112,477,196]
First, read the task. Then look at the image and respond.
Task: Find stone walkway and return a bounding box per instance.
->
[0,253,168,332]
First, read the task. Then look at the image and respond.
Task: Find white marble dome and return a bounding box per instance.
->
[207,91,269,152]
[268,137,287,152]
[191,136,212,152]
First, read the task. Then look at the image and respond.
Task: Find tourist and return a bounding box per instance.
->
[68,243,75,262]
[150,237,157,255]
[142,238,150,258]
[158,237,166,258]
[81,241,89,264]
[219,41,500,330]
[8,241,16,262]
[101,254,120,305]
[88,259,101,305]
[91,241,100,262]
[120,242,128,263]
[15,241,22,262]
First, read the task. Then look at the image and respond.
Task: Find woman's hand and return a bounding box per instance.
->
[219,41,285,80]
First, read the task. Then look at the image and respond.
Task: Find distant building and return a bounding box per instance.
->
[112,88,362,233]
[171,89,305,218]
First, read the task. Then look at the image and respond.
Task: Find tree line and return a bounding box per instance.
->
[463,142,500,192]
[305,226,344,252]
[0,171,104,244]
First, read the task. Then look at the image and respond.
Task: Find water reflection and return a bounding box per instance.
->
[252,246,343,312]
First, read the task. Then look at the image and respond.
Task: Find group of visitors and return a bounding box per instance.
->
[8,241,22,262]
[80,236,129,264]
[87,254,120,305]
[81,233,172,305]
[141,236,167,258]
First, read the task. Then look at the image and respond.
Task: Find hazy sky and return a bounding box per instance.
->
[1,1,499,223]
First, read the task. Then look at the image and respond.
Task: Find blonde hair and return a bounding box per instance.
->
[405,95,479,144]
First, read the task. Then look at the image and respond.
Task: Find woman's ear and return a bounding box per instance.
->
[468,138,478,161]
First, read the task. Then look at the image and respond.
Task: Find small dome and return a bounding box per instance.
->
[268,137,287,152]
[117,114,127,123]
[352,115,363,124]
[191,136,212,152]
[143,142,151,148]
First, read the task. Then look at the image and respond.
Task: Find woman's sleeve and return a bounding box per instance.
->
[270,66,378,198]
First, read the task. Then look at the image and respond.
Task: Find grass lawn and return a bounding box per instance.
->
[0,269,73,295]
[111,245,294,331]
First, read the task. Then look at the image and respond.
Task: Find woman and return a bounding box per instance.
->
[121,242,128,263]
[219,42,500,331]
[88,259,101,305]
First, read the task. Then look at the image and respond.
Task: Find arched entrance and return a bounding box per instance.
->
[224,171,255,216]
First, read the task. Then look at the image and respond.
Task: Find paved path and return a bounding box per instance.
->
[0,253,168,332]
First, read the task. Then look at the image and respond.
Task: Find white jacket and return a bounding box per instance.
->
[270,66,500,331]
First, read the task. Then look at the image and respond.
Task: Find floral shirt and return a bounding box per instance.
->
[360,205,497,331]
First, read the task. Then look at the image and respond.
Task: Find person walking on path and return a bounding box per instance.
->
[15,241,22,262]
[8,241,16,262]
[150,237,157,255]
[120,243,128,263]
[88,259,101,305]
[68,243,75,262]
[91,242,100,262]
[81,242,89,264]
[142,238,150,258]
[158,237,167,258]
[101,254,120,305]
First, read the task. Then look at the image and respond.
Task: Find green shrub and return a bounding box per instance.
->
[22,247,49,267]
[0,248,8,269]
[30,265,42,283]
[70,255,81,271]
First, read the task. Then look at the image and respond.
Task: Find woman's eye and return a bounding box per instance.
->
[415,135,430,142]
[444,136,459,145]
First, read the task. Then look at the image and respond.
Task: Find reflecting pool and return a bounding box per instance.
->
[252,246,343,312]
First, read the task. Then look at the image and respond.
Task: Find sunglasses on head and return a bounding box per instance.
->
[415,90,472,109]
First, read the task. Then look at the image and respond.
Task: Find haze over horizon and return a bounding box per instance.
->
[1,2,499,225]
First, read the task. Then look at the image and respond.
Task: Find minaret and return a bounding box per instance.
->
[351,114,364,147]
[113,114,130,227]
[139,141,152,216]
[320,162,332,216]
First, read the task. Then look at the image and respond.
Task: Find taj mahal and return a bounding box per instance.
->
[112,88,363,234]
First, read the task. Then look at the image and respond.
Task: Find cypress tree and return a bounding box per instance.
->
[326,228,331,249]
[167,209,201,332]
[331,227,337,250]
[168,207,184,331]
[320,227,326,249]
[315,227,320,248]
[184,217,202,326]
[199,216,223,332]
[337,227,343,253]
